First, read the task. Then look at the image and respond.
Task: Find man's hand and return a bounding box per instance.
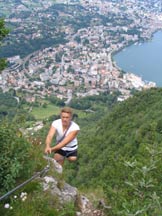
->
[44,146,52,154]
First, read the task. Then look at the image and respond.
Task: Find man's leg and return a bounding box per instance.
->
[67,156,77,162]
[54,153,65,166]
[67,150,77,162]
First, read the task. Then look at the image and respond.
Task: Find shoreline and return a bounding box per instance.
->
[111,29,162,87]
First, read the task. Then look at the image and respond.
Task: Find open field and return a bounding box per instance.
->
[30,103,89,120]
[31,104,60,120]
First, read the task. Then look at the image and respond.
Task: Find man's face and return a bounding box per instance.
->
[61,112,72,127]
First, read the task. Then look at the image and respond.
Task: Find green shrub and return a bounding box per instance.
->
[0,120,35,193]
[103,146,162,216]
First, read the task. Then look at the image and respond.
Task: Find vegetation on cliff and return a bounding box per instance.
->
[1,87,162,215]
[65,87,162,215]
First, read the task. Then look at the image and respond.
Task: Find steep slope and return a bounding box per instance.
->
[65,87,162,216]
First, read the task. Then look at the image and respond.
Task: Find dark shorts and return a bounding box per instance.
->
[55,149,78,158]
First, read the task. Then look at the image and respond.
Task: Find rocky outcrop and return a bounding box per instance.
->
[41,175,104,216]
[42,176,77,204]
[76,195,105,216]
[42,156,105,215]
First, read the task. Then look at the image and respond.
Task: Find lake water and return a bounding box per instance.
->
[113,31,162,87]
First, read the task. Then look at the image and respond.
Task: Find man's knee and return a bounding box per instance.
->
[67,156,77,162]
[54,153,64,165]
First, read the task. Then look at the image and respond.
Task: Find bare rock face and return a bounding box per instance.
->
[42,176,78,204]
[42,156,104,215]
[43,155,63,174]
[76,195,105,216]
[41,175,105,216]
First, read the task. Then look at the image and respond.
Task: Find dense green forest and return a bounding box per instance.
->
[63,87,162,215]
[1,87,162,215]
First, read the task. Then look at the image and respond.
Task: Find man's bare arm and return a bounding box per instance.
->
[51,130,79,152]
[44,126,56,153]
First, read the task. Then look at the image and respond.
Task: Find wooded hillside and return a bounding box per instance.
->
[1,87,162,215]
[65,87,162,215]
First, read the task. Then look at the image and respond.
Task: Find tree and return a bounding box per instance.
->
[0,18,9,72]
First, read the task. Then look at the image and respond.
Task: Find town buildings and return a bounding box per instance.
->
[1,0,161,102]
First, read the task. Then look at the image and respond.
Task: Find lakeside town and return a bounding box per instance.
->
[0,0,162,102]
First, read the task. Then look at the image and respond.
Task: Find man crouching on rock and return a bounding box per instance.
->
[44,107,80,166]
